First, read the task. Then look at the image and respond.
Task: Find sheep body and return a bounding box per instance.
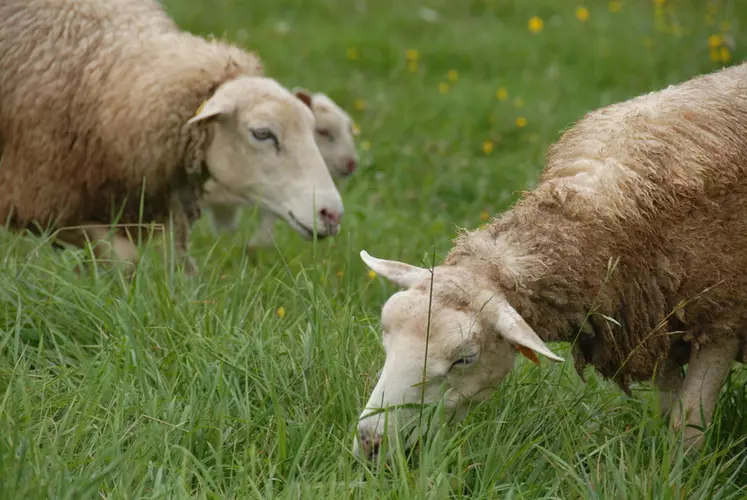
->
[355,61,747,458]
[0,1,346,273]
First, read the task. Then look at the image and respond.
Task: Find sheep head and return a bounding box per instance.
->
[292,88,359,178]
[188,76,344,240]
[354,250,564,461]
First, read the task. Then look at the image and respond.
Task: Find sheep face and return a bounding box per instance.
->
[293,89,359,178]
[188,76,344,240]
[354,250,564,460]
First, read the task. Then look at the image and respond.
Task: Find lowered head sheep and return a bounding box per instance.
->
[353,61,747,460]
[0,0,343,274]
[200,87,359,249]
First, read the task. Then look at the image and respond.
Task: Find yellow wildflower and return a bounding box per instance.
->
[513,97,525,109]
[352,122,361,136]
[336,271,343,279]
[709,47,720,63]
[653,0,665,5]
[480,210,490,221]
[720,46,731,64]
[361,140,371,151]
[708,34,722,49]
[368,270,377,279]
[608,1,621,13]
[447,69,459,82]
[276,306,286,318]
[496,87,508,101]
[406,49,419,61]
[438,82,449,94]
[576,7,590,22]
[516,116,528,128]
[528,16,544,34]
[354,98,366,111]
[408,60,419,72]
[482,140,494,155]
[346,47,359,60]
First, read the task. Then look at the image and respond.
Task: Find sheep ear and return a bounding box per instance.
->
[292,87,314,109]
[186,94,236,126]
[477,292,564,363]
[360,250,430,288]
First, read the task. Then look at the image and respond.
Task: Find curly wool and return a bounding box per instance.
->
[0,0,262,232]
[444,61,747,392]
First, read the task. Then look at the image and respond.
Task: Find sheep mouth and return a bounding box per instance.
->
[287,211,333,240]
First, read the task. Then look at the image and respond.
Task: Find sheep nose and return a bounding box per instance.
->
[359,431,382,458]
[346,158,357,174]
[319,208,341,226]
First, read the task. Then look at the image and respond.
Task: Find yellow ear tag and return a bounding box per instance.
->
[516,345,540,365]
[193,100,207,117]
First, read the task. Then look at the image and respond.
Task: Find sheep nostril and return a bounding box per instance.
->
[319,208,340,225]
[346,158,357,173]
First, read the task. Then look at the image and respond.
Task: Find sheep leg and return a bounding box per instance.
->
[652,357,683,417]
[246,210,277,251]
[54,223,139,274]
[164,212,197,277]
[669,336,739,449]
[158,191,197,276]
[206,203,240,234]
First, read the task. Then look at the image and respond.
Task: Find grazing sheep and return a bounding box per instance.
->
[0,0,344,274]
[354,61,747,459]
[201,88,359,250]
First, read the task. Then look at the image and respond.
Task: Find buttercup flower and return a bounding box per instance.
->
[528,16,544,34]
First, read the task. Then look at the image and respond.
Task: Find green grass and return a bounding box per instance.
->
[2,0,747,497]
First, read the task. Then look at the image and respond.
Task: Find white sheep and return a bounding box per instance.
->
[200,87,359,250]
[0,0,344,274]
[354,61,747,459]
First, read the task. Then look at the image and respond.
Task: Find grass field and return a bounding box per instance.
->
[2,0,747,498]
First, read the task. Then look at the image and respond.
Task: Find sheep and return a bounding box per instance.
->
[200,87,359,250]
[0,0,344,275]
[353,61,747,460]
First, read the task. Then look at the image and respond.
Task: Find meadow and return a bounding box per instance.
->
[2,0,747,498]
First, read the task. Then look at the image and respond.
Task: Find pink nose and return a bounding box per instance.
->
[346,158,357,174]
[359,432,382,458]
[319,208,341,225]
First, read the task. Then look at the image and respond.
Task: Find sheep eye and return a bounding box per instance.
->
[451,354,477,368]
[251,128,277,142]
[250,128,279,150]
[316,128,334,140]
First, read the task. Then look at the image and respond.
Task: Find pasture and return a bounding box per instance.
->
[1,0,747,497]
